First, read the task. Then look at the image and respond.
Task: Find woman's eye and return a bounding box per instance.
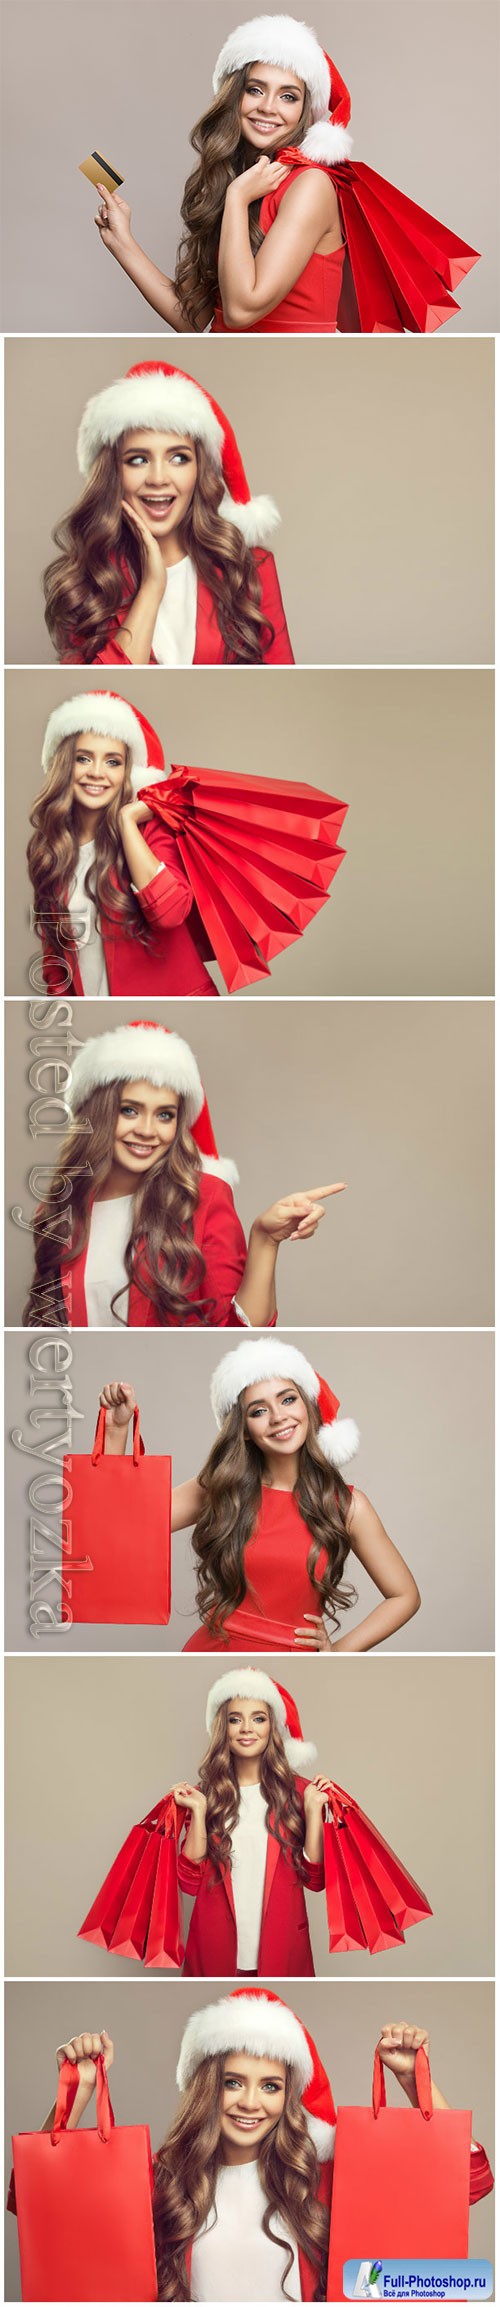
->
[171,450,192,466]
[125,455,148,467]
[158,1108,176,1121]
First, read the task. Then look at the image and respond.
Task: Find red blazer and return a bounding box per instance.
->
[57,1171,270,1329]
[64,552,294,666]
[178,1779,325,1977]
[39,820,217,998]
[182,2158,333,2302]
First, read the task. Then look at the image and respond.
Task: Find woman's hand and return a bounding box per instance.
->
[121,497,166,598]
[95,187,135,256]
[99,1381,136,1431]
[171,1783,207,1819]
[302,1776,332,1816]
[295,1614,333,1650]
[226,157,290,208]
[118,797,153,828]
[56,2030,114,2093]
[253,1182,346,1247]
[377,2023,430,2092]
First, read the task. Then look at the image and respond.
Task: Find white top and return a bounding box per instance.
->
[84,1195,134,1327]
[230,1784,269,1970]
[68,841,108,995]
[191,2158,302,2302]
[152,554,197,666]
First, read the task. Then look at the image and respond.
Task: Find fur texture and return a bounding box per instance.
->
[177,1991,313,2093]
[211,1338,321,1424]
[41,693,149,775]
[68,1026,204,1119]
[201,1155,240,1189]
[213,14,332,116]
[220,489,281,544]
[301,120,353,161]
[318,1415,360,1469]
[77,373,224,477]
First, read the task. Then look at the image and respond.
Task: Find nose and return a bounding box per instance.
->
[236,2084,262,2111]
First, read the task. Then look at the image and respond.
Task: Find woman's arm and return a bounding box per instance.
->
[236,1183,346,1326]
[377,2025,494,2191]
[218,160,341,328]
[40,2032,115,2135]
[94,190,212,330]
[99,1382,205,1526]
[171,1784,208,1862]
[117,801,193,924]
[328,1490,421,1654]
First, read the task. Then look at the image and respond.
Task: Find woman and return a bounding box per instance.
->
[92,13,480,336]
[174,1673,328,1979]
[30,1997,492,2302]
[43,360,293,666]
[23,1022,343,1329]
[99,1336,420,1651]
[29,692,218,997]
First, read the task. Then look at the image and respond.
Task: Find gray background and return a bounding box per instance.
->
[5,997,494,1327]
[5,667,495,997]
[4,336,494,667]
[4,1653,494,1979]
[1,0,498,333]
[5,1981,495,2303]
[4,1327,494,1654]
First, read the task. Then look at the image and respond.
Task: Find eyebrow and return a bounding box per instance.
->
[247,1386,296,1406]
[224,2066,284,2079]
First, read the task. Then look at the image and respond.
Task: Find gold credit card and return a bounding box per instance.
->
[79,150,124,194]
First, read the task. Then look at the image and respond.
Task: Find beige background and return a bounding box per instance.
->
[1,0,498,333]
[4,335,494,667]
[5,997,494,1327]
[5,1980,495,2302]
[4,1327,494,1654]
[4,667,494,997]
[4,1653,494,1979]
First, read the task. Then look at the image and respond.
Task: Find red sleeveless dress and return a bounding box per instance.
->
[212,165,345,334]
[183,1486,331,1651]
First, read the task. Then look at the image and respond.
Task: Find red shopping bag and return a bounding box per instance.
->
[139,763,347,991]
[79,1793,185,1968]
[63,1403,171,1624]
[327,2046,472,2297]
[12,2054,158,2301]
[323,1782,432,1953]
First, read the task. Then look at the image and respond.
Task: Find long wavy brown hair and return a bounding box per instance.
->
[28,734,149,983]
[43,437,274,664]
[175,67,313,328]
[153,2052,330,2301]
[193,1391,356,1640]
[197,1701,307,1883]
[22,1084,213,1328]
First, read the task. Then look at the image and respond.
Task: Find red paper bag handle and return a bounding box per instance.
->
[372,2044,433,2122]
[91,1402,144,1468]
[140,1790,183,1837]
[51,2054,115,2146]
[321,1779,352,1828]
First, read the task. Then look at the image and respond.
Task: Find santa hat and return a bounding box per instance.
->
[67,1020,239,1188]
[213,14,353,165]
[76,361,280,548]
[210,1335,359,1467]
[41,693,168,800]
[206,1668,318,1775]
[176,1987,336,2160]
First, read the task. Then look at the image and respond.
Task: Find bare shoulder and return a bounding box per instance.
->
[280,166,339,220]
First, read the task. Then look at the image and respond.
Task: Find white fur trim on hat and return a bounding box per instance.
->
[213,15,331,117]
[68,1026,204,1120]
[205,1666,317,1774]
[77,373,224,479]
[307,2111,336,2159]
[211,1337,320,1426]
[41,693,149,777]
[201,1155,240,1190]
[318,1415,360,1469]
[177,1993,313,2095]
[220,489,281,546]
[301,119,353,162]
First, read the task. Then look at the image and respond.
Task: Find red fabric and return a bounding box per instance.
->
[213,164,345,334]
[11,2058,158,2302]
[62,1402,171,1624]
[58,1172,264,1329]
[184,1486,326,1651]
[65,554,294,666]
[178,1778,324,1976]
[328,2047,477,2296]
[40,820,217,997]
[469,2143,494,2203]
[183,2157,333,2302]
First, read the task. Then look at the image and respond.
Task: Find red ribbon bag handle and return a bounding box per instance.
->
[140,1791,183,1837]
[321,1780,352,1829]
[372,2044,433,2122]
[51,2053,115,2146]
[91,1402,144,1468]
